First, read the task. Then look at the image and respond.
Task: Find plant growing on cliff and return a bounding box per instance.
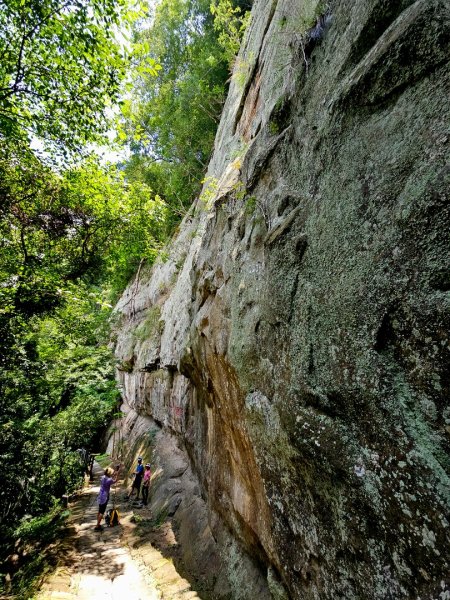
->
[210,0,251,66]
[199,176,219,210]
[220,179,247,216]
[246,193,273,229]
[232,51,255,90]
[134,306,163,341]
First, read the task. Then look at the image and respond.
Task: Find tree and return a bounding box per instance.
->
[0,3,153,586]
[0,0,129,154]
[119,0,250,216]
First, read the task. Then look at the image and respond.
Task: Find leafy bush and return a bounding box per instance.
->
[13,501,69,546]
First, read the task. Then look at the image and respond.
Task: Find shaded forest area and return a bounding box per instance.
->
[0,0,250,594]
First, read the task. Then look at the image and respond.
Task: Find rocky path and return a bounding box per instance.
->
[36,463,200,600]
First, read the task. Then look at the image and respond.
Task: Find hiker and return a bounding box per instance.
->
[95,465,119,531]
[125,457,144,501]
[142,463,151,506]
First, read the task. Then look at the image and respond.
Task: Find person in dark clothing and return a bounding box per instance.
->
[125,457,144,500]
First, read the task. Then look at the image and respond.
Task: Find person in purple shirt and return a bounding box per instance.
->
[95,466,119,531]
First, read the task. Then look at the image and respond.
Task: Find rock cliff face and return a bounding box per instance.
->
[113,0,450,598]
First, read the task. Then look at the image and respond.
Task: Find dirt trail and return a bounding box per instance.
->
[36,462,200,600]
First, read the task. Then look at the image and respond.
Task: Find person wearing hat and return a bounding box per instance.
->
[125,457,144,501]
[142,463,152,506]
[95,465,120,530]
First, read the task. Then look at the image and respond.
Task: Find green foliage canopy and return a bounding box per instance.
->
[0,0,131,154]
[0,148,168,324]
[120,0,251,216]
[0,287,119,546]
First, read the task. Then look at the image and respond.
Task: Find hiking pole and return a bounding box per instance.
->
[113,463,120,507]
[112,427,115,461]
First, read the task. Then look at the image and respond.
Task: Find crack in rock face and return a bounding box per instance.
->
[113,0,450,598]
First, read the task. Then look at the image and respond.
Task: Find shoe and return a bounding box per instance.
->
[94,525,104,531]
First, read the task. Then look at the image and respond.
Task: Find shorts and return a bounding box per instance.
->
[132,476,142,490]
[98,497,109,514]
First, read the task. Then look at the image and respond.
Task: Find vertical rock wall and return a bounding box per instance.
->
[114,0,450,598]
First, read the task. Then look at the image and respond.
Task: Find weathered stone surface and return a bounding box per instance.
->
[113,0,450,598]
[116,415,272,600]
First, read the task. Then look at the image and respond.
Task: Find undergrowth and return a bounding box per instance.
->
[1,502,70,598]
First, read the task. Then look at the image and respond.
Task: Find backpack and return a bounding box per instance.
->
[105,508,120,527]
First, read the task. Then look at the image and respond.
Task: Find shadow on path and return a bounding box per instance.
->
[36,461,200,600]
